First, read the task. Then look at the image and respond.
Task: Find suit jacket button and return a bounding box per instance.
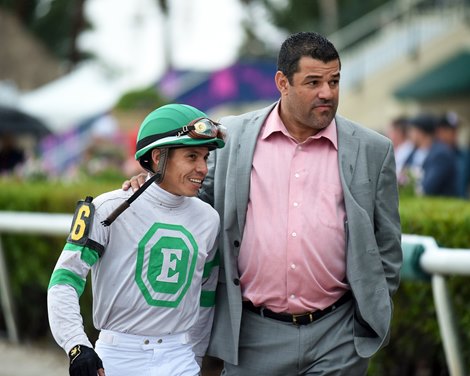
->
[234,240,240,247]
[233,278,240,286]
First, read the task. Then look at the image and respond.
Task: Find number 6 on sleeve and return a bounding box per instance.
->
[68,196,94,245]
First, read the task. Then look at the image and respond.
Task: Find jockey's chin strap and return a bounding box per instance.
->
[153,147,168,184]
[101,148,169,226]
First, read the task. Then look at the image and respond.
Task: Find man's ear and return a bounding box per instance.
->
[275,70,289,95]
[151,149,161,166]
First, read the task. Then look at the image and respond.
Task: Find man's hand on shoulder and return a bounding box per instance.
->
[122,172,147,192]
[69,344,105,376]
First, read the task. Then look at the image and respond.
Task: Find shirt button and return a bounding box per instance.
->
[233,278,240,286]
[294,173,300,178]
[292,232,297,237]
[290,294,296,299]
[144,339,149,344]
[291,264,296,270]
[293,202,299,207]
[157,339,163,344]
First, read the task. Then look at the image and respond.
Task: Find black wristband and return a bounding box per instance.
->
[68,345,103,376]
[68,345,82,364]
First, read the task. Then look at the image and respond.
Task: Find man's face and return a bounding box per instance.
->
[436,127,457,147]
[409,127,427,148]
[159,146,210,196]
[387,125,406,148]
[276,56,340,137]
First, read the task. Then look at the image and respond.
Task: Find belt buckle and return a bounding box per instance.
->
[259,306,266,318]
[292,312,313,326]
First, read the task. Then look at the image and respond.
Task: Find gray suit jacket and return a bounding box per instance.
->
[199,103,402,365]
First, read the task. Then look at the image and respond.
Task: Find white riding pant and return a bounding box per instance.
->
[95,330,200,376]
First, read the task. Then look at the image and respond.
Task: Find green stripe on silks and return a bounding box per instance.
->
[203,251,220,278]
[48,268,86,297]
[64,242,100,266]
[200,290,216,307]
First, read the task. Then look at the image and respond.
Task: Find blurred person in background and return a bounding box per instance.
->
[0,133,25,174]
[405,112,459,197]
[81,113,127,178]
[122,126,144,177]
[48,104,225,376]
[436,111,459,149]
[436,111,469,197]
[386,115,414,183]
[124,31,402,376]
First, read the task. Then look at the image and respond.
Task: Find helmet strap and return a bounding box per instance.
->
[154,147,169,184]
[101,147,170,226]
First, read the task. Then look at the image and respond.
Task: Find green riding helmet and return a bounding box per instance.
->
[101,104,225,227]
[135,103,225,172]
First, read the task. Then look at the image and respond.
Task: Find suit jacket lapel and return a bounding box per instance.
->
[337,116,360,189]
[235,104,275,234]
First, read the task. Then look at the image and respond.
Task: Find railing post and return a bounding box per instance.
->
[403,234,468,376]
[432,274,466,376]
[0,235,19,343]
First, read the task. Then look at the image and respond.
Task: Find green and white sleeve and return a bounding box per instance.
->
[47,198,105,354]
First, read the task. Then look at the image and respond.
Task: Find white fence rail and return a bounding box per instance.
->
[0,213,469,375]
[0,211,72,343]
[0,211,72,235]
[402,234,469,376]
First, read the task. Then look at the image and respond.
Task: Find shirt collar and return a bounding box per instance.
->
[261,102,338,150]
[144,173,186,208]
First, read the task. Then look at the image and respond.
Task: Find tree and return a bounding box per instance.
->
[155,0,172,70]
[237,0,390,58]
[318,0,339,35]
[0,0,90,68]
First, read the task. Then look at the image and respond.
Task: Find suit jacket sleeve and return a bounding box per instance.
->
[375,141,402,296]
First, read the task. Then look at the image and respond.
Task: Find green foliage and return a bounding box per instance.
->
[0,178,120,212]
[115,86,168,111]
[31,0,89,61]
[399,196,470,248]
[0,0,91,62]
[0,177,120,340]
[262,0,391,33]
[262,0,320,34]
[2,179,470,375]
[240,0,391,57]
[368,196,470,375]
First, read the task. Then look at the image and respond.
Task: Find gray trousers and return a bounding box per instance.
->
[222,299,368,376]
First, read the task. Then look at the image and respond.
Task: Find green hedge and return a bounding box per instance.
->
[1,179,470,375]
[0,178,120,342]
[370,195,470,376]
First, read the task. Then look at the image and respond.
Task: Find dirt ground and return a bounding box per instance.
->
[0,339,68,376]
[0,339,223,376]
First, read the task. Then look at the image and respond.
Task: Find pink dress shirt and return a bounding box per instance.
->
[238,104,349,314]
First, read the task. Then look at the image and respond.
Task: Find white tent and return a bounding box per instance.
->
[18,63,126,133]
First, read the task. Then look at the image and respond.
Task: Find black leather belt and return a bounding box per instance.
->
[243,290,352,326]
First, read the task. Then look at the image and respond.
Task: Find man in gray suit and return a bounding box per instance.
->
[126,31,402,376]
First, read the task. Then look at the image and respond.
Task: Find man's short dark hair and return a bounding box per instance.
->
[391,116,410,137]
[409,113,438,135]
[277,31,341,84]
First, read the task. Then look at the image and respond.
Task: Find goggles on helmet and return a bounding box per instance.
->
[169,118,226,141]
[136,117,226,152]
[176,117,227,141]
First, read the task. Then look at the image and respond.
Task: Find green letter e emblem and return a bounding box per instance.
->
[135,223,198,307]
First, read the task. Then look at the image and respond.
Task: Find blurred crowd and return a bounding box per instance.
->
[0,113,143,181]
[2,110,470,200]
[0,133,25,174]
[387,111,469,198]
